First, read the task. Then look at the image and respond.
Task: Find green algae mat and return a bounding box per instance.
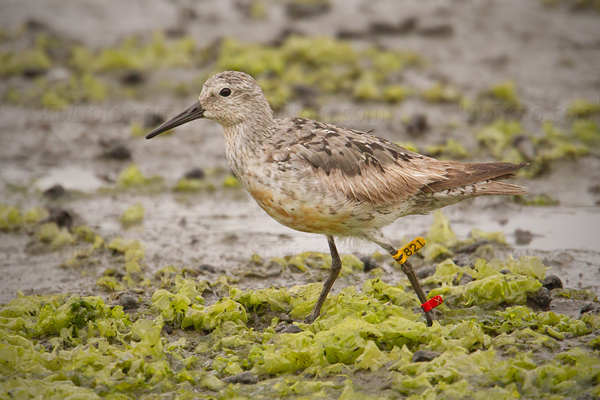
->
[1,208,599,399]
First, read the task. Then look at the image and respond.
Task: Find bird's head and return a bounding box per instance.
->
[146,71,272,139]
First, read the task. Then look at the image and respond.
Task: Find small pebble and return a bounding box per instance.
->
[143,111,165,128]
[527,287,552,309]
[455,240,490,254]
[580,303,596,314]
[115,293,141,310]
[102,143,132,161]
[285,1,330,19]
[162,324,174,335]
[120,70,146,86]
[46,208,73,228]
[418,22,454,37]
[222,371,257,385]
[515,229,534,245]
[543,275,563,291]
[184,167,205,180]
[405,114,428,136]
[416,265,436,279]
[369,17,417,35]
[44,184,66,200]
[198,264,217,273]
[412,350,441,362]
[459,273,473,285]
[360,256,378,272]
[281,324,303,334]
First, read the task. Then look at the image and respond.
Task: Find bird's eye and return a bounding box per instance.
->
[219,88,231,97]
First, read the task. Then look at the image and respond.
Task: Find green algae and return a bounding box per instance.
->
[488,80,523,110]
[421,83,461,103]
[476,120,522,158]
[70,33,197,73]
[512,193,560,206]
[0,204,49,231]
[120,203,145,226]
[426,139,471,160]
[567,99,600,118]
[0,48,52,77]
[115,164,163,189]
[213,36,422,110]
[222,174,241,188]
[36,222,75,249]
[173,178,215,192]
[383,84,410,103]
[1,248,599,399]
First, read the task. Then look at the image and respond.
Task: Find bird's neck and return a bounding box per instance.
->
[221,111,275,178]
[222,105,275,149]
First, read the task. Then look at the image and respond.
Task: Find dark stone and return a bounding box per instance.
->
[162,324,174,335]
[527,287,552,310]
[459,273,473,285]
[115,292,141,310]
[283,324,303,334]
[455,240,491,254]
[543,275,563,291]
[40,339,54,352]
[44,184,66,199]
[102,143,131,161]
[580,303,597,314]
[223,371,257,385]
[24,19,49,32]
[404,114,428,136]
[416,265,437,279]
[278,313,293,323]
[198,264,217,273]
[412,350,441,362]
[285,1,330,19]
[499,269,511,275]
[143,111,165,128]
[453,254,472,267]
[419,23,454,37]
[360,256,378,272]
[369,17,417,35]
[120,70,146,86]
[165,27,186,38]
[515,229,534,245]
[22,68,47,79]
[336,28,367,39]
[588,185,600,195]
[276,324,302,334]
[184,167,205,180]
[46,208,73,228]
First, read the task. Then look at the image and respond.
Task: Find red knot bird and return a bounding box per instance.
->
[147,70,528,326]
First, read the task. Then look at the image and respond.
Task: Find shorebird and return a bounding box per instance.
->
[147,71,527,325]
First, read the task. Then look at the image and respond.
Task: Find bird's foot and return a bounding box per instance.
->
[303,312,319,324]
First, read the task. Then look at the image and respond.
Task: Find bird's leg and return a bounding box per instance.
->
[368,232,434,327]
[305,236,342,324]
[397,259,433,327]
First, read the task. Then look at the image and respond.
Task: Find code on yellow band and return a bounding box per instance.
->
[393,237,426,265]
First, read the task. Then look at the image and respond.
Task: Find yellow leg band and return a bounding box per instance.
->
[394,237,426,265]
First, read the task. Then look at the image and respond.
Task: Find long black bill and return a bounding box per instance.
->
[146,100,205,139]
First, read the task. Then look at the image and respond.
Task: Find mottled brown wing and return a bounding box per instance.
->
[273,118,448,204]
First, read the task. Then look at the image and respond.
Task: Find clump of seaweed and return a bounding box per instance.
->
[1,210,599,398]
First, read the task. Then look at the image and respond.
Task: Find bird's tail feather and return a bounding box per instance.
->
[472,180,528,195]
